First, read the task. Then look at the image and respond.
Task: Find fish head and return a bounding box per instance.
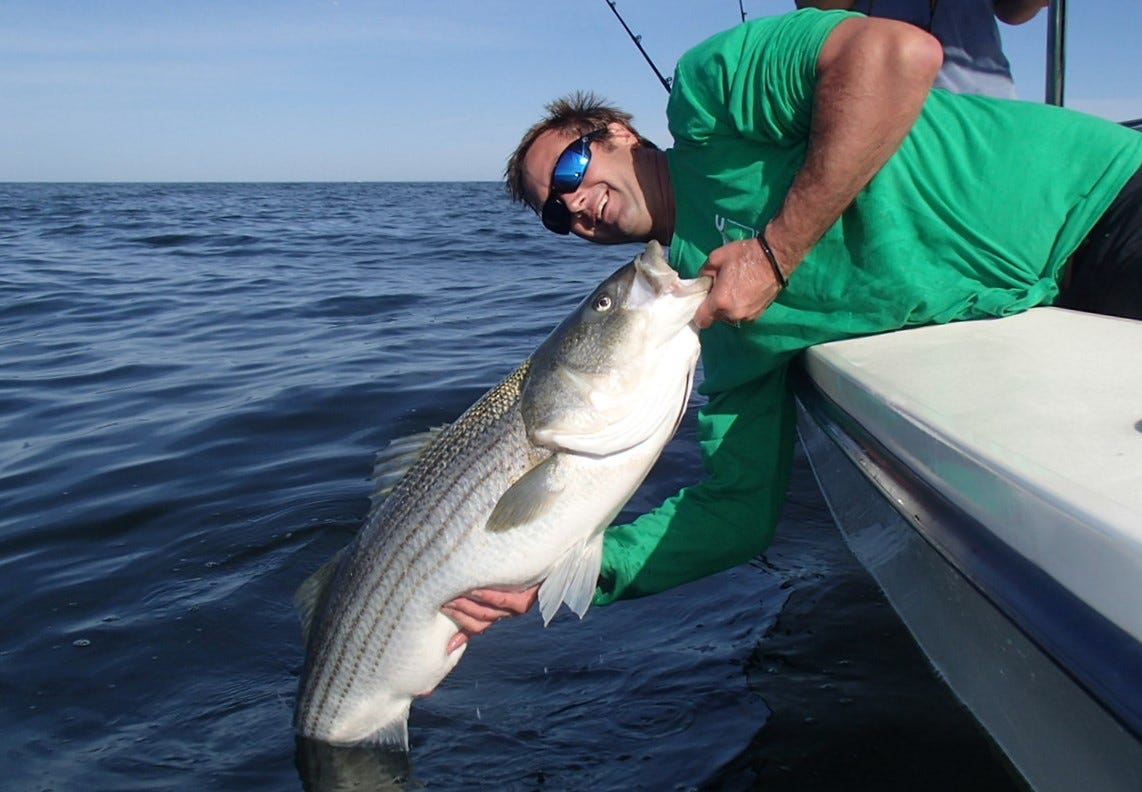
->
[522,240,710,455]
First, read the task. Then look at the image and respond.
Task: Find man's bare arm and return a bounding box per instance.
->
[769,16,942,275]
[695,17,942,327]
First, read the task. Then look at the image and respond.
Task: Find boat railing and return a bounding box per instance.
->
[1045,0,1066,106]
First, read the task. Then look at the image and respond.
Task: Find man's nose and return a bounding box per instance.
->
[563,189,590,227]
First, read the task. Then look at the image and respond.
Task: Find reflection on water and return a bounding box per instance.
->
[296,738,412,792]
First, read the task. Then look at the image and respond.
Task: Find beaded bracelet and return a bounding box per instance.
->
[758,231,789,289]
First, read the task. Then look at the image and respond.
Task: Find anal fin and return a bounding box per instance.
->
[537,531,605,625]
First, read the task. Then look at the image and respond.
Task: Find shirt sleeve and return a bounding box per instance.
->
[667,9,853,148]
[593,365,797,604]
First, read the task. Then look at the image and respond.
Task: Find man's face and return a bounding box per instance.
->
[521,124,653,245]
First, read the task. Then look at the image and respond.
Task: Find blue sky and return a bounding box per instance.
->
[2,0,1139,182]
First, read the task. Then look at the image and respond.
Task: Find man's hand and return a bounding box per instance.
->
[441,585,540,654]
[693,238,786,329]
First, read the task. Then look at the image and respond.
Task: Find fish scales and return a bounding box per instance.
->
[298,366,542,731]
[345,400,541,697]
[303,424,535,733]
[294,241,711,747]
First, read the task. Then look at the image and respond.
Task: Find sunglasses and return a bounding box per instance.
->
[540,128,608,235]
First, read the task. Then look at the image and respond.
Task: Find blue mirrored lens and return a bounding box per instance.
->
[541,129,605,235]
[551,145,590,194]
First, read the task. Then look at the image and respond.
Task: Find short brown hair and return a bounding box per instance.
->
[504,91,657,211]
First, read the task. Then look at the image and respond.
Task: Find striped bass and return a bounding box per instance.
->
[293,241,710,747]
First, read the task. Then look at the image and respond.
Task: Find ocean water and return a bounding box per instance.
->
[0,182,1025,791]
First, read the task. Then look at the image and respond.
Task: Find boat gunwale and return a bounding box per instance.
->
[793,361,1142,743]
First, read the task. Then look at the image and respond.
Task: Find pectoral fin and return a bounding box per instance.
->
[537,530,605,625]
[485,456,565,533]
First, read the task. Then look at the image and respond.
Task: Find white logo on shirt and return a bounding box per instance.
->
[714,214,759,244]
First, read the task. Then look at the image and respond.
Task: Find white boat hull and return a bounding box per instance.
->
[795,308,1142,792]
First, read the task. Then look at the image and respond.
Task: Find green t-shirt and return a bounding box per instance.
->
[594,9,1142,604]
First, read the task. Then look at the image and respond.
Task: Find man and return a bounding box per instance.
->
[441,8,1142,648]
[797,0,1049,98]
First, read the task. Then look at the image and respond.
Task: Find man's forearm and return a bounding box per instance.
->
[768,17,942,271]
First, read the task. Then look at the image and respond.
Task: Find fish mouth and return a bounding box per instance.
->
[674,273,712,297]
[635,240,712,298]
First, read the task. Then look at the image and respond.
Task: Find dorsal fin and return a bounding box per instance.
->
[369,426,448,508]
[294,549,344,643]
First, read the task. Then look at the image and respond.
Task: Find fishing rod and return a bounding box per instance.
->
[603,2,750,93]
[603,1,672,93]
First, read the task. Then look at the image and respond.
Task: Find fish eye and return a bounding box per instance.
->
[592,293,613,312]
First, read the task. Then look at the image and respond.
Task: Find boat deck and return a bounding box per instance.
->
[795,307,1142,791]
[801,307,1142,642]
